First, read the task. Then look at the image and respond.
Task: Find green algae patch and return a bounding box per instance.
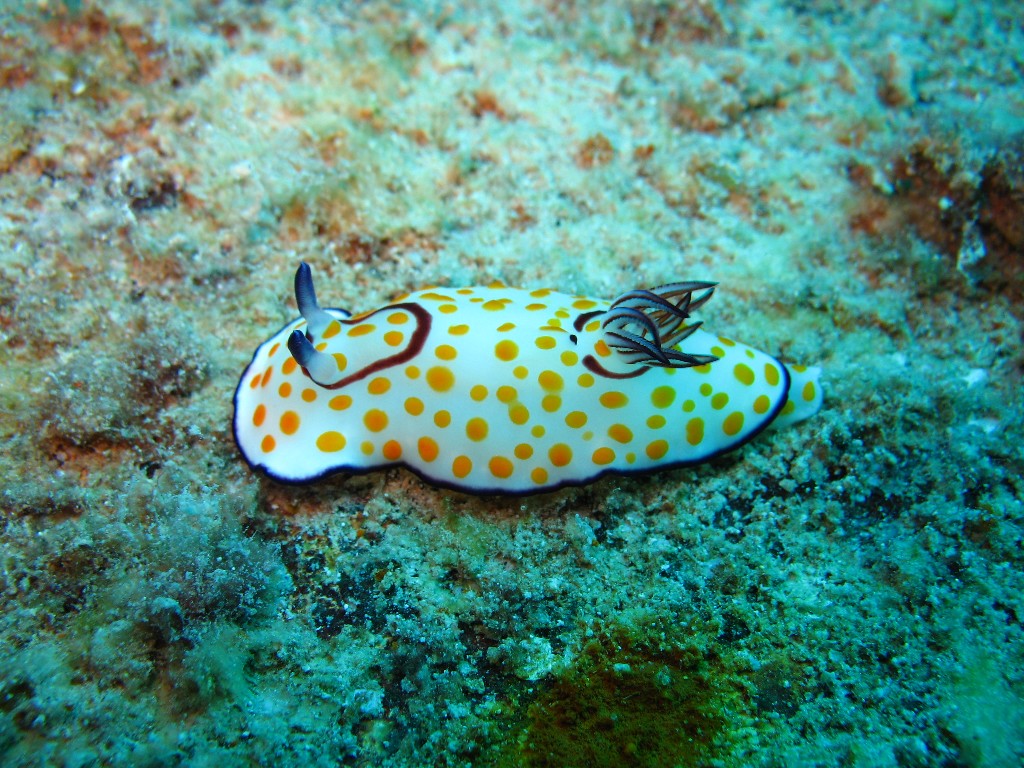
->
[498,626,746,768]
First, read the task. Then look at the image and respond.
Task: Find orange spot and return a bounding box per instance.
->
[646,439,668,460]
[509,404,530,425]
[418,436,439,462]
[753,394,770,414]
[495,340,519,361]
[765,363,780,386]
[405,397,425,416]
[482,299,507,311]
[599,391,629,409]
[278,382,292,398]
[594,340,611,357]
[541,395,562,412]
[723,412,744,436]
[592,447,615,465]
[734,363,755,386]
[572,299,597,310]
[711,393,729,410]
[268,342,281,357]
[549,443,573,467]
[513,366,528,379]
[438,304,458,314]
[470,385,488,401]
[497,322,516,332]
[252,404,267,427]
[316,431,346,452]
[261,367,273,386]
[387,312,409,325]
[330,395,353,410]
[577,373,595,388]
[261,435,276,453]
[489,456,514,478]
[535,336,556,350]
[466,417,489,441]
[434,410,452,428]
[561,351,579,366]
[686,418,704,446]
[497,385,518,403]
[538,370,563,391]
[280,411,300,435]
[361,441,374,455]
[530,288,551,297]
[332,353,347,372]
[405,365,420,379]
[323,320,342,339]
[426,366,455,392]
[646,414,666,429]
[368,377,391,395]
[364,409,388,432]
[525,303,547,311]
[436,344,457,360]
[802,381,817,402]
[348,323,375,337]
[382,440,402,460]
[448,324,470,335]
[514,443,534,460]
[384,331,404,347]
[301,388,317,402]
[249,374,260,389]
[651,386,675,409]
[607,424,633,443]
[565,411,587,429]
[452,455,473,478]
[531,467,548,485]
[700,383,713,397]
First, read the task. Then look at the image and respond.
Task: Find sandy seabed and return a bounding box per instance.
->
[1,1,1022,766]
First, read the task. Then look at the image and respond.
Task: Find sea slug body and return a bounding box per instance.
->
[234,263,823,494]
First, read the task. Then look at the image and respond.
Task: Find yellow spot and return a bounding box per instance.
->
[482,299,506,311]
[278,382,293,398]
[514,366,528,379]
[651,386,676,409]
[405,397,424,416]
[302,388,317,402]
[280,411,300,435]
[646,414,666,429]
[317,431,346,452]
[549,443,573,467]
[782,400,796,415]
[497,322,516,332]
[693,363,712,374]
[489,456,514,478]
[466,417,489,441]
[426,366,455,392]
[526,303,547,311]
[753,394,770,414]
[456,288,474,295]
[438,304,458,314]
[530,288,551,297]
[252,404,266,427]
[323,320,342,339]
[592,447,615,465]
[585,320,601,332]
[711,393,729,410]
[418,436,439,462]
[608,424,633,444]
[686,418,704,446]
[452,455,472,478]
[495,340,519,361]
[384,330,404,347]
[330,395,352,410]
[599,391,629,409]
[711,345,725,357]
[572,298,598,310]
[405,365,420,379]
[791,364,808,373]
[348,323,375,337]
[682,399,695,412]
[364,409,388,432]
[554,309,570,319]
[497,386,518,403]
[734,363,755,386]
[436,344,457,360]
[718,336,736,346]
[646,439,668,461]
[434,410,452,428]
[509,404,530,425]
[531,467,549,485]
[594,340,611,357]
[536,336,556,350]
[514,443,534,460]
[699,383,713,397]
[332,353,347,372]
[578,373,595,388]
[626,452,636,464]
[261,435,276,453]
[387,312,409,325]
[361,441,374,455]
[448,324,470,336]
[541,395,562,412]
[538,370,564,391]
[383,440,402,460]
[420,292,455,302]
[765,363,780,386]
[315,342,327,352]
[283,357,298,375]
[368,377,391,395]
[565,411,587,429]
[723,412,744,436]
[561,350,579,366]
[470,384,488,401]
[531,425,546,438]
[802,381,817,402]
[261,368,273,387]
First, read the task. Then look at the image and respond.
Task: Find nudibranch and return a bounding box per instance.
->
[234,263,822,495]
